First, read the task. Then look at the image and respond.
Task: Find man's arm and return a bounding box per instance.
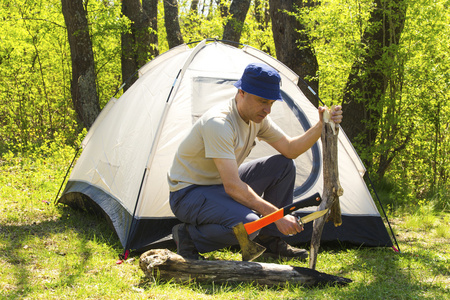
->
[270,106,343,159]
[213,157,302,236]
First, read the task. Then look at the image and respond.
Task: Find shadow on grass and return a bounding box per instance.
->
[0,205,122,299]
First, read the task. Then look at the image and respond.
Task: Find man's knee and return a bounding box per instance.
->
[271,154,296,175]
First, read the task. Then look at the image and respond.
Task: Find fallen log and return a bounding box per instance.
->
[309,106,344,270]
[139,249,352,287]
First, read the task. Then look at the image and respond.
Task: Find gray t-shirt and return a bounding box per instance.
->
[167,98,285,192]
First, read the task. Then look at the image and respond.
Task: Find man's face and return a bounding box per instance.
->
[238,90,276,123]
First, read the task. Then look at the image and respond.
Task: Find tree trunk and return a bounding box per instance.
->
[309,114,343,270]
[269,0,319,107]
[121,0,159,91]
[340,0,407,166]
[140,249,352,287]
[61,0,100,129]
[164,0,184,49]
[142,0,159,60]
[222,0,251,44]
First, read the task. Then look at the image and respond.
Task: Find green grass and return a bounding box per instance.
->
[1,148,449,299]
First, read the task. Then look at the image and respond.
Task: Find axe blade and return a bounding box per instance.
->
[232,222,266,261]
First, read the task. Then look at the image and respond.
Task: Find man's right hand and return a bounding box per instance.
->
[274,214,304,236]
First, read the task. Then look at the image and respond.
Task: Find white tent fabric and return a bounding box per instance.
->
[59,40,392,251]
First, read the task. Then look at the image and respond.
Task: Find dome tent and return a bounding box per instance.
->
[58,39,393,255]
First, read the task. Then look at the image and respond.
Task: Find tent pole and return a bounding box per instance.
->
[187,38,244,48]
[112,69,139,98]
[121,167,148,260]
[298,77,325,106]
[366,173,401,252]
[120,41,210,260]
[53,147,81,205]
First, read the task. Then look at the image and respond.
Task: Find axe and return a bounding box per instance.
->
[232,192,323,261]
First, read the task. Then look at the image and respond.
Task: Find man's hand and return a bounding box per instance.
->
[319,105,343,124]
[274,214,304,236]
[330,105,343,124]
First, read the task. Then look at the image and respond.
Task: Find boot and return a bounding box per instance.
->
[255,235,308,260]
[172,223,203,260]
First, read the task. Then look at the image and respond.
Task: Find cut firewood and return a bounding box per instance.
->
[309,106,344,270]
[139,249,352,287]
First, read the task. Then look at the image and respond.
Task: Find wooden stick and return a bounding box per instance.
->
[309,115,344,270]
[139,249,351,287]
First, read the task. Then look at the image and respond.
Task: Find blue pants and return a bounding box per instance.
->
[169,155,295,253]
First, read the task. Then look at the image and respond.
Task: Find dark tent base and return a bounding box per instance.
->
[58,180,180,252]
[59,181,393,254]
[284,212,393,247]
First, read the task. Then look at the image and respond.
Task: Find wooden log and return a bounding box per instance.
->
[139,249,352,287]
[309,109,344,270]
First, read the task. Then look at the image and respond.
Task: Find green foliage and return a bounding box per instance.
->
[382,0,450,208]
[0,0,448,210]
[157,0,170,53]
[298,0,375,105]
[171,0,275,54]
[240,0,276,56]
[0,0,76,152]
[86,0,128,107]
[178,0,227,43]
[0,0,125,154]
[298,0,449,209]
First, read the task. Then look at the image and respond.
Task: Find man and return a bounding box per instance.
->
[168,62,343,260]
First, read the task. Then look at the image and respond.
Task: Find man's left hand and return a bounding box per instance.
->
[330,105,343,124]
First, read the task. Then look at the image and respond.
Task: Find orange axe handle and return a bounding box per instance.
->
[244,192,321,235]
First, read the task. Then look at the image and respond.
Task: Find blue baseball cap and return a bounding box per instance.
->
[234,63,283,101]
